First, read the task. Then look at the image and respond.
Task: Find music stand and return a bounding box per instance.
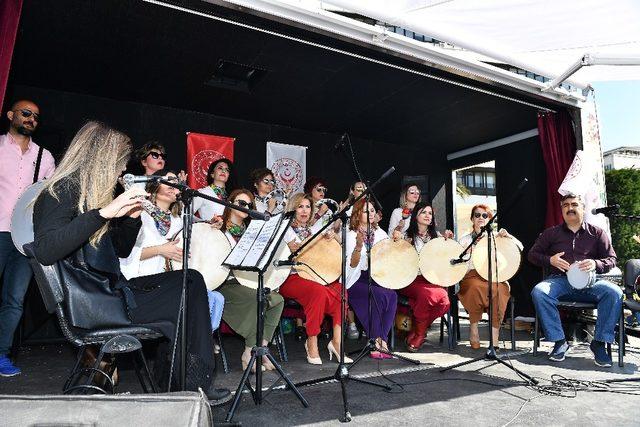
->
[440,179,538,384]
[221,212,309,422]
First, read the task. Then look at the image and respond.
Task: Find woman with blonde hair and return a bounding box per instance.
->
[31,121,229,402]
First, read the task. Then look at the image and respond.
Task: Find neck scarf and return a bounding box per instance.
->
[227,220,246,242]
[149,205,172,236]
[210,184,227,200]
[292,219,312,241]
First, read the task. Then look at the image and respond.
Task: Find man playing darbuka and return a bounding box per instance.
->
[529,193,621,367]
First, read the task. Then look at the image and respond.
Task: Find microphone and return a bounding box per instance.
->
[122,174,159,185]
[250,210,271,221]
[334,133,348,150]
[273,259,301,267]
[450,258,466,265]
[592,204,619,215]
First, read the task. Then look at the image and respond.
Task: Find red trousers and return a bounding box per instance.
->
[398,275,450,327]
[279,274,345,336]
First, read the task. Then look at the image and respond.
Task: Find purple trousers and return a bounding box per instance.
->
[349,270,397,340]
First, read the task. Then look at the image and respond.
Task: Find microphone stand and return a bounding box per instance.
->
[288,167,398,423]
[154,177,269,391]
[440,179,538,384]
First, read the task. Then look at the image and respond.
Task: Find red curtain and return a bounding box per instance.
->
[0,0,23,109]
[186,132,235,189]
[537,110,577,227]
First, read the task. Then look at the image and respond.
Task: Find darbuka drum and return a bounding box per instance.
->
[235,241,292,290]
[171,223,231,290]
[567,262,596,290]
[296,237,341,284]
[371,239,419,290]
[472,235,522,282]
[419,237,466,287]
[10,181,45,255]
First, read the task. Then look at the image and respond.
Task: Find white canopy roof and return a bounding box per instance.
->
[324,0,640,84]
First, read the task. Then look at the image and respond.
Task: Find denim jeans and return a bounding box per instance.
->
[0,232,33,355]
[531,274,622,343]
[207,290,224,331]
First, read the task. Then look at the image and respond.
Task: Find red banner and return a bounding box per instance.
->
[186,132,235,189]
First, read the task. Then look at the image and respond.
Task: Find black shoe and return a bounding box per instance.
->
[207,387,231,405]
[590,340,612,368]
[548,340,570,362]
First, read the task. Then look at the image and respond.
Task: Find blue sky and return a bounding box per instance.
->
[592,80,640,152]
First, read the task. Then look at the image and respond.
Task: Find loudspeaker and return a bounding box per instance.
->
[0,392,211,426]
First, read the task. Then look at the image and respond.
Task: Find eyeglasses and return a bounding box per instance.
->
[315,186,327,193]
[148,151,166,160]
[15,109,40,122]
[473,212,489,219]
[234,200,251,208]
[215,166,230,173]
[262,178,276,185]
[408,190,421,195]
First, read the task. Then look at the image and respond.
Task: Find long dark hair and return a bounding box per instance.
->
[206,158,236,190]
[221,189,255,230]
[145,168,183,217]
[406,201,438,242]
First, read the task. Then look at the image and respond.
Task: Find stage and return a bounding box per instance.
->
[2,319,639,426]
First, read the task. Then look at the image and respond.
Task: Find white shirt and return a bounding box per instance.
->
[387,207,410,237]
[344,227,389,289]
[192,186,225,220]
[119,212,182,280]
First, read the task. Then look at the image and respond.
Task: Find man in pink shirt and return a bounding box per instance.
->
[0,100,55,376]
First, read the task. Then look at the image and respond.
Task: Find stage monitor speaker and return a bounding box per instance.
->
[0,392,211,427]
[402,175,429,201]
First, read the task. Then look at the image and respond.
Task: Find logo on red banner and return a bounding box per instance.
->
[191,150,225,189]
[271,157,303,194]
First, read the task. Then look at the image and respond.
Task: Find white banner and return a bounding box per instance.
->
[266,141,307,195]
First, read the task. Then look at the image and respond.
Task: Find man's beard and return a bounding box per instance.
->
[16,125,34,136]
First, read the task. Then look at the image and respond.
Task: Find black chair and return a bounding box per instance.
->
[24,244,163,394]
[619,259,640,364]
[532,268,623,367]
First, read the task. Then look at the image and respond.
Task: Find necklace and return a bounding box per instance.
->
[210,184,227,200]
[227,220,246,241]
[292,219,312,241]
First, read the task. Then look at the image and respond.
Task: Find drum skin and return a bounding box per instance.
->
[296,237,342,285]
[235,240,292,290]
[567,262,596,289]
[471,236,522,282]
[371,239,419,290]
[172,224,231,290]
[419,237,466,287]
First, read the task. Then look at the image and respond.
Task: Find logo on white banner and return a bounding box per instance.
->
[272,157,303,194]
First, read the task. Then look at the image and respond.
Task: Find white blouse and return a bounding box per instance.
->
[119,212,183,280]
[458,231,523,272]
[387,207,410,237]
[344,227,389,289]
[192,186,225,221]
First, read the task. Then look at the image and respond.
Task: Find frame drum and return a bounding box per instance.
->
[371,239,419,290]
[471,235,522,282]
[171,223,231,290]
[296,237,342,285]
[235,240,292,290]
[419,237,466,287]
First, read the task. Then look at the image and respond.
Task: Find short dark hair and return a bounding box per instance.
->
[560,193,583,204]
[135,141,165,163]
[250,167,274,186]
[206,158,235,188]
[304,176,325,194]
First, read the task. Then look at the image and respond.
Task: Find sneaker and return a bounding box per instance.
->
[548,340,570,362]
[347,323,359,340]
[0,355,21,377]
[590,341,613,368]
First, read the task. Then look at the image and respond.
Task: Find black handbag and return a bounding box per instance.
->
[57,239,131,329]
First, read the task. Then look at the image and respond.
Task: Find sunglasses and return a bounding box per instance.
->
[353,187,366,192]
[148,151,166,160]
[408,190,421,195]
[234,200,251,208]
[473,212,489,219]
[262,178,276,185]
[315,186,327,193]
[15,109,40,122]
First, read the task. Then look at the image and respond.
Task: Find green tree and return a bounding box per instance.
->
[605,168,640,266]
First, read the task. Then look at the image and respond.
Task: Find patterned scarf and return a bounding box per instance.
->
[361,227,376,250]
[210,184,227,200]
[292,220,312,241]
[148,205,172,236]
[416,230,433,245]
[227,220,246,242]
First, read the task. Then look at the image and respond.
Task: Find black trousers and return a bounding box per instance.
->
[128,269,214,392]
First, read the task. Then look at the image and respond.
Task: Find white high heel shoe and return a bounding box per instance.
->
[328,341,353,363]
[304,341,322,365]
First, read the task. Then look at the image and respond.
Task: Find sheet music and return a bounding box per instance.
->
[257,219,291,270]
[224,219,264,266]
[242,214,280,267]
